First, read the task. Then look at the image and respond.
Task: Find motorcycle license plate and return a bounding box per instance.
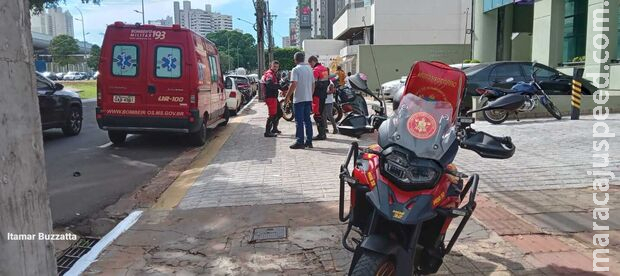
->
[113,95,135,104]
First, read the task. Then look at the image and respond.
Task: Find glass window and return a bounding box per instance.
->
[563,0,587,62]
[225,77,233,89]
[155,46,182,78]
[36,79,50,90]
[522,64,558,80]
[198,63,206,82]
[208,56,218,81]
[112,45,138,77]
[489,64,522,81]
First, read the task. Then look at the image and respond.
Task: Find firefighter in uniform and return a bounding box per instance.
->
[261,61,283,137]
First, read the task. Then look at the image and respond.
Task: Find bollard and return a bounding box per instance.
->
[571,79,582,120]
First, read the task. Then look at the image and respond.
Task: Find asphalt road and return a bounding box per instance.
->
[43,101,191,226]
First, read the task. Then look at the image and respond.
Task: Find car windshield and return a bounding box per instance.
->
[462,64,487,74]
[231,77,249,84]
[383,94,456,160]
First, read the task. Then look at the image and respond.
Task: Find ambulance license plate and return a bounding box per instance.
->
[113,95,135,104]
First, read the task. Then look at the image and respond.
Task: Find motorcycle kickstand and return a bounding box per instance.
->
[514,112,520,122]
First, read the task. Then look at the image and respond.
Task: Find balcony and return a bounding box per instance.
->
[333,1,374,40]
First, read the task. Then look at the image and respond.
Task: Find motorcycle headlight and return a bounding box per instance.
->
[381,149,442,191]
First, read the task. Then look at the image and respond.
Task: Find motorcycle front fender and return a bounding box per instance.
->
[356,234,413,276]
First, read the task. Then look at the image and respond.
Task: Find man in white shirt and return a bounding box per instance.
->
[285,52,315,149]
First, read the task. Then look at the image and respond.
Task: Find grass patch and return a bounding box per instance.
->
[59,81,97,99]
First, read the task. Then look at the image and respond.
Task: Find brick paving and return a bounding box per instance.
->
[86,101,620,275]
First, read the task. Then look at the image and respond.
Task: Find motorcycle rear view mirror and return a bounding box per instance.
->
[467,93,526,115]
[461,131,515,159]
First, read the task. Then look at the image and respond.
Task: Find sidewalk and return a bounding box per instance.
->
[85,102,615,275]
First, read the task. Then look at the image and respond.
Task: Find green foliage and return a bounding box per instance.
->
[572,56,586,62]
[463,59,471,63]
[206,30,257,71]
[30,0,101,13]
[50,34,79,67]
[87,45,101,70]
[463,59,481,64]
[273,47,302,71]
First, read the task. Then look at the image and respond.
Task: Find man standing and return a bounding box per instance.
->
[336,66,346,87]
[285,52,315,149]
[308,56,330,141]
[261,60,282,137]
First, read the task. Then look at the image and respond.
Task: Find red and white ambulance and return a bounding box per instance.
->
[97,22,229,146]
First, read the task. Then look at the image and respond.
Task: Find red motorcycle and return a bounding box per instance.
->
[338,62,518,275]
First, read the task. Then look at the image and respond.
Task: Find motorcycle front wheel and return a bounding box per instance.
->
[350,250,395,276]
[542,98,562,120]
[279,100,295,121]
[481,101,509,124]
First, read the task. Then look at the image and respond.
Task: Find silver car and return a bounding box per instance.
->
[380,76,406,100]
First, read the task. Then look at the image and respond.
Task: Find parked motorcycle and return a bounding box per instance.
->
[475,63,562,124]
[280,77,345,122]
[337,73,387,138]
[338,61,517,275]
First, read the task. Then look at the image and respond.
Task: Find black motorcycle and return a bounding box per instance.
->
[475,63,562,124]
[337,73,387,138]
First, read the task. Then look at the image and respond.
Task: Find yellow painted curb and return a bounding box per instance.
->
[152,115,245,210]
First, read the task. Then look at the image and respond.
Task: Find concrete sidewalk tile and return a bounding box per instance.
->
[503,235,572,254]
[525,251,602,275]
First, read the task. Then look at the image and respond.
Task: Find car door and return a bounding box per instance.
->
[36,76,60,127]
[522,64,571,95]
[487,63,526,89]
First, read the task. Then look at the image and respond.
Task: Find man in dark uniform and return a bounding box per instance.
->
[261,60,283,137]
[308,56,330,140]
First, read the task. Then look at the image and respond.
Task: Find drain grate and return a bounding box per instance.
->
[250,226,287,243]
[56,237,100,275]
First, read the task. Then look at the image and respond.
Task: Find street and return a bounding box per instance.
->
[43,101,190,225]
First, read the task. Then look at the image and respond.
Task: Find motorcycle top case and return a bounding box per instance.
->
[403,61,467,120]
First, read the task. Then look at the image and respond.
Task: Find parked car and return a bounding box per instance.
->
[93,71,100,80]
[55,72,65,79]
[247,74,259,96]
[36,72,83,136]
[97,21,229,146]
[224,76,244,115]
[380,76,406,100]
[461,61,595,111]
[80,72,92,80]
[41,71,58,80]
[391,85,405,111]
[226,75,253,103]
[449,63,480,70]
[63,72,85,80]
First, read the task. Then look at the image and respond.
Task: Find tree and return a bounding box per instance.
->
[207,30,257,71]
[87,45,101,70]
[50,34,79,67]
[1,1,98,275]
[273,47,302,71]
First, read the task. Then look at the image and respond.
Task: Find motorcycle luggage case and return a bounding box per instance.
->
[338,113,372,137]
[403,61,467,120]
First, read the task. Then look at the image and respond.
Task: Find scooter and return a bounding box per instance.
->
[337,73,387,138]
[338,61,519,275]
[475,63,562,124]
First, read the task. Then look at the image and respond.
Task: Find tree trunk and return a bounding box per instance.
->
[0,0,56,275]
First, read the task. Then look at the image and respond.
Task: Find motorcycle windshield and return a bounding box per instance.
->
[384,94,457,160]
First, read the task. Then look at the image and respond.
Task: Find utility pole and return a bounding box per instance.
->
[254,0,266,100]
[265,1,274,63]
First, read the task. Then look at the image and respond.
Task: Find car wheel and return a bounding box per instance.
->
[188,120,208,146]
[61,106,83,136]
[219,108,230,127]
[108,131,127,145]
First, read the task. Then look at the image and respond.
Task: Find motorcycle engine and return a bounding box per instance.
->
[517,97,536,112]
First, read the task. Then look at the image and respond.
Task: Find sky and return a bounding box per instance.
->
[60,0,297,47]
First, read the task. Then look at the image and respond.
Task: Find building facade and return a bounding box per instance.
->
[173,1,233,37]
[282,36,291,48]
[148,16,173,26]
[296,2,312,46]
[330,0,471,90]
[311,0,336,39]
[289,18,298,47]
[473,0,620,91]
[31,8,74,38]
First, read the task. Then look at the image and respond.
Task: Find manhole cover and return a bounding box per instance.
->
[250,226,287,243]
[56,237,100,275]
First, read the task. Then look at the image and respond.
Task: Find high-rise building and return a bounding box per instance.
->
[311,0,335,39]
[173,1,233,37]
[148,16,173,26]
[289,18,298,47]
[282,36,291,48]
[296,2,311,46]
[31,7,74,37]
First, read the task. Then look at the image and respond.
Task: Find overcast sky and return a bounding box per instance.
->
[60,0,297,47]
